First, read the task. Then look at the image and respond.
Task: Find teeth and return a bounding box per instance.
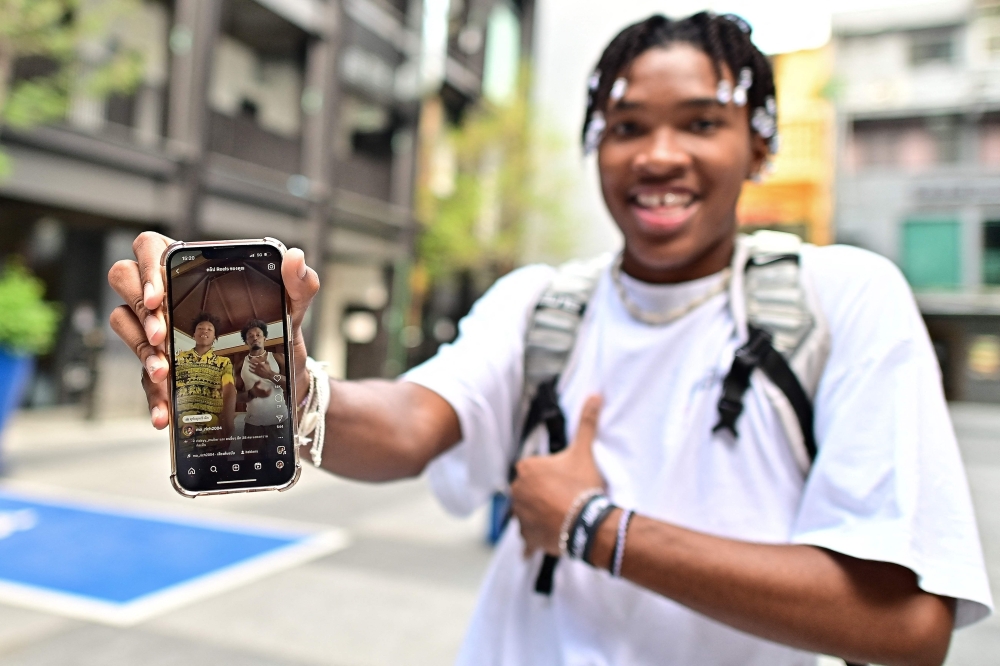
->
[663,192,691,207]
[635,192,693,208]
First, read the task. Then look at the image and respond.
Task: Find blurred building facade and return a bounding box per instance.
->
[737,46,835,245]
[0,0,533,417]
[833,0,1000,402]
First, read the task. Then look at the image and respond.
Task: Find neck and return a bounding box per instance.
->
[194,344,213,355]
[249,348,266,357]
[620,232,734,284]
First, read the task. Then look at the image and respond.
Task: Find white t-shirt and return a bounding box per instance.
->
[404,244,993,666]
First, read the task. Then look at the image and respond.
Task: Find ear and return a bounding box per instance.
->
[747,131,769,181]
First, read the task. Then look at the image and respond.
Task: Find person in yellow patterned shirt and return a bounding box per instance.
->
[175,312,235,439]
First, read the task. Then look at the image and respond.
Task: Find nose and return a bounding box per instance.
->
[632,127,691,177]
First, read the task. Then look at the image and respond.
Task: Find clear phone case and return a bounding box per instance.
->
[161,237,301,497]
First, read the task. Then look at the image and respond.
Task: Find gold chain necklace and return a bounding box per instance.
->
[610,254,731,326]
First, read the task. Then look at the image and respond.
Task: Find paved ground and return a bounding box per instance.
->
[0,404,997,665]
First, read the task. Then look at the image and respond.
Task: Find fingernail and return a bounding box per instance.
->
[144,315,159,340]
[145,356,162,375]
[150,406,161,423]
[297,262,307,280]
[143,282,154,304]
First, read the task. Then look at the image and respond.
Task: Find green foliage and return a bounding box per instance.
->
[4,75,67,127]
[417,65,572,281]
[0,0,145,163]
[0,262,60,355]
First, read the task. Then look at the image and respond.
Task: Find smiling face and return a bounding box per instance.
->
[598,44,768,283]
[193,320,217,348]
[245,326,265,350]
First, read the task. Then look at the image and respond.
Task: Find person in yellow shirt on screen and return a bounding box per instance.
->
[175,312,235,439]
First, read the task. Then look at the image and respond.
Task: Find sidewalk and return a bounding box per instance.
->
[0,405,998,665]
[0,408,491,666]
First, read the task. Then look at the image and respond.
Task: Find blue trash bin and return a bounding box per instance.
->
[0,348,33,472]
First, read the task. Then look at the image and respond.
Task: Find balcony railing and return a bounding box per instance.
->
[335,154,393,201]
[208,111,302,175]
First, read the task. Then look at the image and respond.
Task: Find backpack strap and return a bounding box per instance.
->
[719,231,830,474]
[714,326,817,463]
[513,254,612,475]
[509,255,609,595]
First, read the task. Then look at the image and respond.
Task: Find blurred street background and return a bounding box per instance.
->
[1,0,1000,663]
[0,404,997,665]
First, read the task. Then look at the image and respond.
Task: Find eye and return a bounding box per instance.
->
[610,120,643,138]
[689,118,722,134]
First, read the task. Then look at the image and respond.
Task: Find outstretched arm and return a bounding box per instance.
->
[511,397,956,666]
[109,232,462,481]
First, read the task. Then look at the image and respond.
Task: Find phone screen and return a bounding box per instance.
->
[166,244,296,492]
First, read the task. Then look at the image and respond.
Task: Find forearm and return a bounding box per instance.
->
[588,512,954,666]
[303,379,461,482]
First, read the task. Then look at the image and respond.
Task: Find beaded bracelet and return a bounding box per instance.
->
[558,488,603,557]
[609,509,635,578]
[295,357,330,467]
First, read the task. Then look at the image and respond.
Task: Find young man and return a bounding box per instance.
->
[174,312,235,439]
[109,12,990,666]
[235,318,288,451]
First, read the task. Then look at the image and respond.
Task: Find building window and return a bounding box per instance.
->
[981,117,1000,166]
[927,116,961,164]
[901,219,961,289]
[337,96,394,159]
[850,121,901,168]
[909,28,956,66]
[984,221,1000,285]
[851,117,963,169]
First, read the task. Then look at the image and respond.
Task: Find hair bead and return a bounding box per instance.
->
[583,111,606,155]
[716,79,733,104]
[580,11,777,153]
[609,77,628,103]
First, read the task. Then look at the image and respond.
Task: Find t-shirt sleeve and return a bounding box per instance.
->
[403,264,555,516]
[791,246,993,627]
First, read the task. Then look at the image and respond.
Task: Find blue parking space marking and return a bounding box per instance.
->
[0,488,349,625]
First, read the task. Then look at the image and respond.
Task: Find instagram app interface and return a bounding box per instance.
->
[167,246,295,491]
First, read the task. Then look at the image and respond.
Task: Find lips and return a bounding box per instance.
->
[629,189,699,234]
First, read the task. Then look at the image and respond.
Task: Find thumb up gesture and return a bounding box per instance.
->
[510,395,606,556]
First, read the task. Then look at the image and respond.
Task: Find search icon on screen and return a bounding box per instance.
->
[210,466,217,473]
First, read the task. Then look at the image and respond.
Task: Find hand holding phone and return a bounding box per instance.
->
[107,233,321,496]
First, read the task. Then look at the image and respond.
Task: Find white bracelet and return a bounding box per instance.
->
[558,488,603,557]
[296,357,330,467]
[611,509,634,578]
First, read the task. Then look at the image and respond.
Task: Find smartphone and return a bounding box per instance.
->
[161,238,300,497]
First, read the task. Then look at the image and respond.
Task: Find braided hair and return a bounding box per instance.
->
[582,12,777,154]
